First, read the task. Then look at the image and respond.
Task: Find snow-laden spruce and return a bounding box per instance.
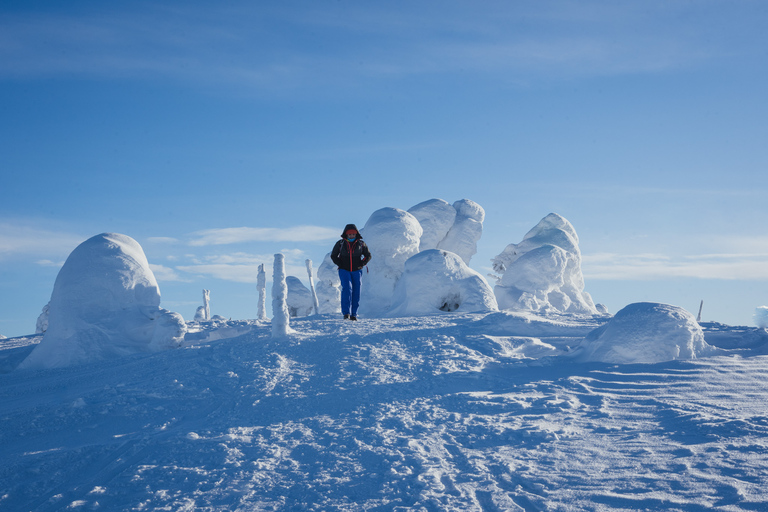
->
[271,253,292,337]
[286,276,314,318]
[574,302,713,363]
[491,213,598,315]
[257,263,267,321]
[359,207,423,316]
[388,249,497,316]
[755,306,768,328]
[407,198,456,252]
[407,198,484,265]
[35,303,49,334]
[193,289,211,322]
[315,253,341,315]
[436,199,484,265]
[18,233,186,370]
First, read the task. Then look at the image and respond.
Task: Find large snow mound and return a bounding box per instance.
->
[492,213,597,315]
[575,302,713,363]
[388,249,498,317]
[18,233,185,370]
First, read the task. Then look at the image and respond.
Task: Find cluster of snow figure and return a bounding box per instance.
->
[18,199,735,370]
[490,212,601,315]
[314,199,495,317]
[313,200,598,319]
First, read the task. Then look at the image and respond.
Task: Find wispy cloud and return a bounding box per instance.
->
[149,264,189,283]
[175,250,312,283]
[0,221,83,260]
[188,226,338,246]
[583,252,768,281]
[0,1,745,91]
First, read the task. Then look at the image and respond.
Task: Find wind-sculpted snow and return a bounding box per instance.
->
[575,302,714,363]
[388,249,498,316]
[3,313,768,511]
[18,233,185,370]
[492,213,598,315]
[755,306,768,328]
[315,253,341,315]
[359,207,422,316]
[286,276,314,318]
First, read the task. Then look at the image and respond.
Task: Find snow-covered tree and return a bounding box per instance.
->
[491,213,597,315]
[359,207,422,316]
[286,276,314,318]
[436,199,484,265]
[315,253,341,315]
[271,254,291,337]
[257,263,267,321]
[388,249,498,316]
[35,303,50,334]
[19,233,186,370]
[305,259,320,315]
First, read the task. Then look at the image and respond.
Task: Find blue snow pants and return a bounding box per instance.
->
[338,269,363,316]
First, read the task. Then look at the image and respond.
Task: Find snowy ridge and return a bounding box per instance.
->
[2,314,768,511]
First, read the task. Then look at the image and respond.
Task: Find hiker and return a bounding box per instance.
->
[330,224,371,320]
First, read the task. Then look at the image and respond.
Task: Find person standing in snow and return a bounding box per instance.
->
[330,224,371,320]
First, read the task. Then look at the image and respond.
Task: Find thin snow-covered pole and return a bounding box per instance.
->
[697,300,704,323]
[203,289,210,321]
[257,264,267,321]
[271,254,290,337]
[305,259,320,316]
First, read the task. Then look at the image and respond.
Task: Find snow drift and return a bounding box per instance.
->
[388,249,498,317]
[492,213,597,315]
[575,302,713,363]
[18,233,185,370]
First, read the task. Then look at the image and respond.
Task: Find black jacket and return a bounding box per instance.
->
[331,224,372,271]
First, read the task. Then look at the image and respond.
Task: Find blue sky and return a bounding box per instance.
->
[1,0,767,336]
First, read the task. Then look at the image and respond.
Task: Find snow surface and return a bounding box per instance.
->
[18,233,186,370]
[388,249,498,317]
[492,213,598,315]
[2,312,768,511]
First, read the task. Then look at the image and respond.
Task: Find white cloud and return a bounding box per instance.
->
[36,259,65,268]
[583,252,768,281]
[177,263,262,284]
[0,1,745,91]
[146,237,180,244]
[0,221,83,260]
[188,226,338,246]
[175,250,313,283]
[149,264,188,283]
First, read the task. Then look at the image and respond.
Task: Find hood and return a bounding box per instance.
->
[341,224,362,239]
